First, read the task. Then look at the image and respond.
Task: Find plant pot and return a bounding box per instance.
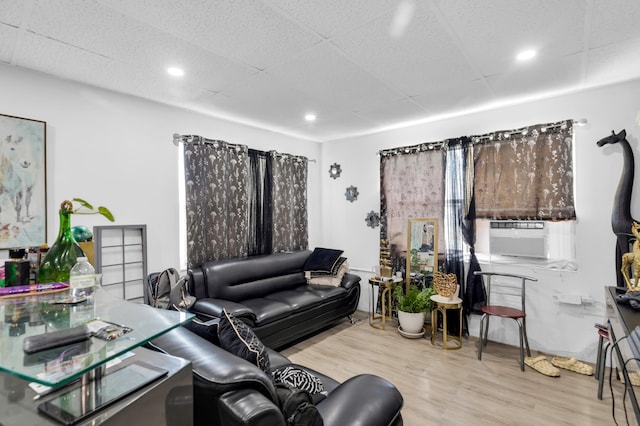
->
[397,310,425,335]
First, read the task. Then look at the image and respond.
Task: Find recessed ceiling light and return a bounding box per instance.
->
[305,113,317,122]
[167,67,185,77]
[516,49,537,61]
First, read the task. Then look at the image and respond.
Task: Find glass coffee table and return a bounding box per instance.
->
[0,284,194,424]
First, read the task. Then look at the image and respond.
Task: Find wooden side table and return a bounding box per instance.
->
[430,294,463,350]
[368,276,403,330]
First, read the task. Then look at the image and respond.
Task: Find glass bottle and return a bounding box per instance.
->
[38,201,85,284]
[69,256,95,298]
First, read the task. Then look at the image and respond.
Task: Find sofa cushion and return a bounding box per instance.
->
[265,288,325,311]
[242,298,293,325]
[304,248,344,274]
[218,309,271,375]
[299,285,346,301]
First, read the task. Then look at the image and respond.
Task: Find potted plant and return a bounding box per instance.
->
[38,198,114,284]
[393,284,435,335]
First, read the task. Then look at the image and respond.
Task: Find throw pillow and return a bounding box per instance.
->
[305,256,347,278]
[272,365,327,398]
[218,309,271,375]
[307,260,349,287]
[303,248,344,274]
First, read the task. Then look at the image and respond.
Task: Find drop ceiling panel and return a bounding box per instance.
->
[26,0,258,95]
[14,30,114,83]
[434,0,586,78]
[354,98,427,126]
[0,25,17,63]
[15,31,208,104]
[590,0,640,48]
[585,40,640,85]
[97,0,322,71]
[411,80,495,116]
[332,3,479,97]
[485,53,583,99]
[264,0,396,39]
[0,1,25,26]
[267,42,403,112]
[290,112,378,141]
[199,71,350,133]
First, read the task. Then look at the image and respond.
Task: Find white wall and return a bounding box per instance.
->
[3,62,639,363]
[321,79,640,362]
[0,64,321,275]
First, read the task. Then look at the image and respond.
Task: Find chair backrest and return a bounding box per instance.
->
[474,272,537,313]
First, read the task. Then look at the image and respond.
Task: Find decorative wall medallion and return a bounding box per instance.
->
[329,163,342,179]
[345,186,359,202]
[365,211,380,228]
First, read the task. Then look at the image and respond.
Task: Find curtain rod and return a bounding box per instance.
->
[377,118,586,157]
[173,134,316,163]
[471,119,582,145]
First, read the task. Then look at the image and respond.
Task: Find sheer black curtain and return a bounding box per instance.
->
[248,149,272,256]
[444,137,478,334]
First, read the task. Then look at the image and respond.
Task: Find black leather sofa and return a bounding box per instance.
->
[149,325,404,426]
[187,250,360,349]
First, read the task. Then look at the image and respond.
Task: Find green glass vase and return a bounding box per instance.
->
[38,201,85,284]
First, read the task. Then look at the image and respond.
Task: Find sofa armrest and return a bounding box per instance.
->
[148,327,277,400]
[218,389,285,426]
[316,374,403,426]
[340,272,360,290]
[191,298,256,323]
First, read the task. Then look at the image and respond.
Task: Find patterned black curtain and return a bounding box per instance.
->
[380,145,445,281]
[474,120,575,220]
[183,137,249,268]
[248,149,272,256]
[270,152,308,252]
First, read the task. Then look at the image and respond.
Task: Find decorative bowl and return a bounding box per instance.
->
[434,272,458,298]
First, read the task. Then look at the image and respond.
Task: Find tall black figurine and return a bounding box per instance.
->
[597,129,638,288]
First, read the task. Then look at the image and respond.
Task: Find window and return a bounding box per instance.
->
[177,136,308,269]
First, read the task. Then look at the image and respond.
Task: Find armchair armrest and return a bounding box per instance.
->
[191,298,257,324]
[148,327,277,400]
[316,374,403,426]
[218,389,285,426]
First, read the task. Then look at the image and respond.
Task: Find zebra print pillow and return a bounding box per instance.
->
[272,365,326,396]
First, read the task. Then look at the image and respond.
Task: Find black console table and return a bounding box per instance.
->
[605,286,640,424]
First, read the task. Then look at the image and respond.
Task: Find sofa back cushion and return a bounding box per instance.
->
[191,251,311,301]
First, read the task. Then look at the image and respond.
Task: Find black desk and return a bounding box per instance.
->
[606,286,640,424]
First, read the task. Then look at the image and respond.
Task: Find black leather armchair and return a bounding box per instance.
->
[149,326,403,426]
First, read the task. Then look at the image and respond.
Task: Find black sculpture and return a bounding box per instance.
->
[597,129,638,287]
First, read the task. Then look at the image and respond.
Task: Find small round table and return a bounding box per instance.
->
[430,294,463,350]
[368,276,403,330]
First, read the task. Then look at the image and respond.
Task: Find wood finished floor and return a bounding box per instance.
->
[281,311,632,426]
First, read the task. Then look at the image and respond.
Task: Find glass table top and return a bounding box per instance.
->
[0,285,193,387]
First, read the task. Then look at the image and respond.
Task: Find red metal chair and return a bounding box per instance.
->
[474,271,538,371]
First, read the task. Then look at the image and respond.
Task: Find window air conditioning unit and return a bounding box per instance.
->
[489,221,548,259]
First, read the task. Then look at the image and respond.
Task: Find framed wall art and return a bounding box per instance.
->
[0,114,47,249]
